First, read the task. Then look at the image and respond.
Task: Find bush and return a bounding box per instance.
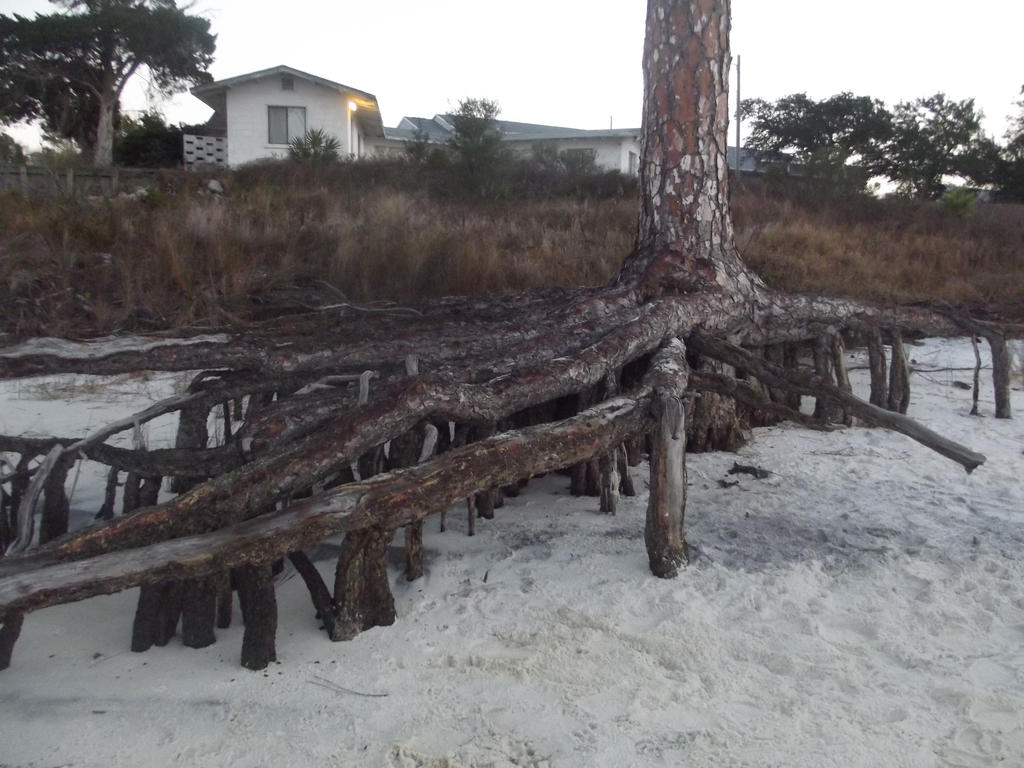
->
[288,129,341,163]
[115,112,183,168]
[0,133,26,164]
[941,186,976,218]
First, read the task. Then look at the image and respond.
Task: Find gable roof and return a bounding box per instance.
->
[191,65,385,138]
[395,116,453,141]
[387,115,640,144]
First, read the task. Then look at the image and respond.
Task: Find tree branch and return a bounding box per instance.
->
[0,392,653,616]
[688,330,986,472]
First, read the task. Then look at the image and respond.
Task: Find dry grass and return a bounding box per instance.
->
[734,183,1024,321]
[1,165,1022,338]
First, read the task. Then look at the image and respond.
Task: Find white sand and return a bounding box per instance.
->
[1,338,1022,767]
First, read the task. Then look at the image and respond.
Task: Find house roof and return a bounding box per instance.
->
[191,65,385,138]
[389,115,640,144]
[395,116,453,141]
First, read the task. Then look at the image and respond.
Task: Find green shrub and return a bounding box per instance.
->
[115,112,183,168]
[288,129,341,163]
[941,186,976,218]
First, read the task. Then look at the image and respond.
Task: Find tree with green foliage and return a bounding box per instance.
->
[0,133,26,164]
[871,93,994,198]
[114,110,182,167]
[0,62,109,153]
[0,1,215,167]
[993,87,1024,200]
[447,97,509,195]
[404,127,432,164]
[741,92,892,191]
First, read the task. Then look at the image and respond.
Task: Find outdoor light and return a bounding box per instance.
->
[348,100,358,112]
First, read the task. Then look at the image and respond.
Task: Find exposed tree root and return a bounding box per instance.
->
[0,0,1009,672]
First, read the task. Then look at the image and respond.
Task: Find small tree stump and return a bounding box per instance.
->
[216,570,233,629]
[288,551,356,641]
[170,401,210,493]
[646,393,688,578]
[404,522,424,581]
[812,335,836,423]
[830,334,854,426]
[95,466,119,521]
[888,330,911,414]
[236,564,277,670]
[39,454,73,545]
[599,450,620,515]
[0,614,24,671]
[987,332,1012,419]
[782,344,803,411]
[333,527,396,632]
[867,327,888,408]
[180,576,217,649]
[617,446,636,496]
[131,581,182,652]
[0,611,24,670]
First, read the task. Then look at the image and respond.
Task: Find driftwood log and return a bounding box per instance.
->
[0,0,1011,671]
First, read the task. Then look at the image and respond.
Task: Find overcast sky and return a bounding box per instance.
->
[5,0,1023,148]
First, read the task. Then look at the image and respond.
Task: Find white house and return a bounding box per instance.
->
[185,65,765,178]
[382,115,643,175]
[187,65,385,167]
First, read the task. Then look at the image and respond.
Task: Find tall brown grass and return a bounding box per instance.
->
[1,163,1021,338]
[734,179,1024,320]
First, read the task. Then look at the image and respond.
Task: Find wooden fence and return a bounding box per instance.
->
[0,165,160,200]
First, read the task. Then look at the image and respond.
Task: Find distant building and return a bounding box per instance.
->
[727,146,800,176]
[186,65,384,168]
[379,115,642,176]
[183,64,774,177]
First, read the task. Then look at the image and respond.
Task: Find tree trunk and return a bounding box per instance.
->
[333,527,396,632]
[404,522,424,581]
[617,446,636,496]
[622,0,755,300]
[646,394,688,577]
[288,551,356,641]
[867,328,888,408]
[830,334,854,426]
[644,340,690,577]
[688,359,743,451]
[466,496,476,536]
[888,330,911,414]
[170,401,210,493]
[236,564,277,670]
[95,466,119,521]
[216,570,233,629]
[812,335,833,422]
[782,344,803,411]
[0,611,24,670]
[937,311,1013,420]
[597,375,623,515]
[39,455,73,545]
[131,581,182,652]
[93,83,117,169]
[180,576,218,649]
[970,334,982,416]
[987,333,1012,419]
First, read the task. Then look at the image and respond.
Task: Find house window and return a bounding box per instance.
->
[561,147,598,173]
[628,151,639,175]
[268,106,306,144]
[281,76,294,91]
[563,148,597,161]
